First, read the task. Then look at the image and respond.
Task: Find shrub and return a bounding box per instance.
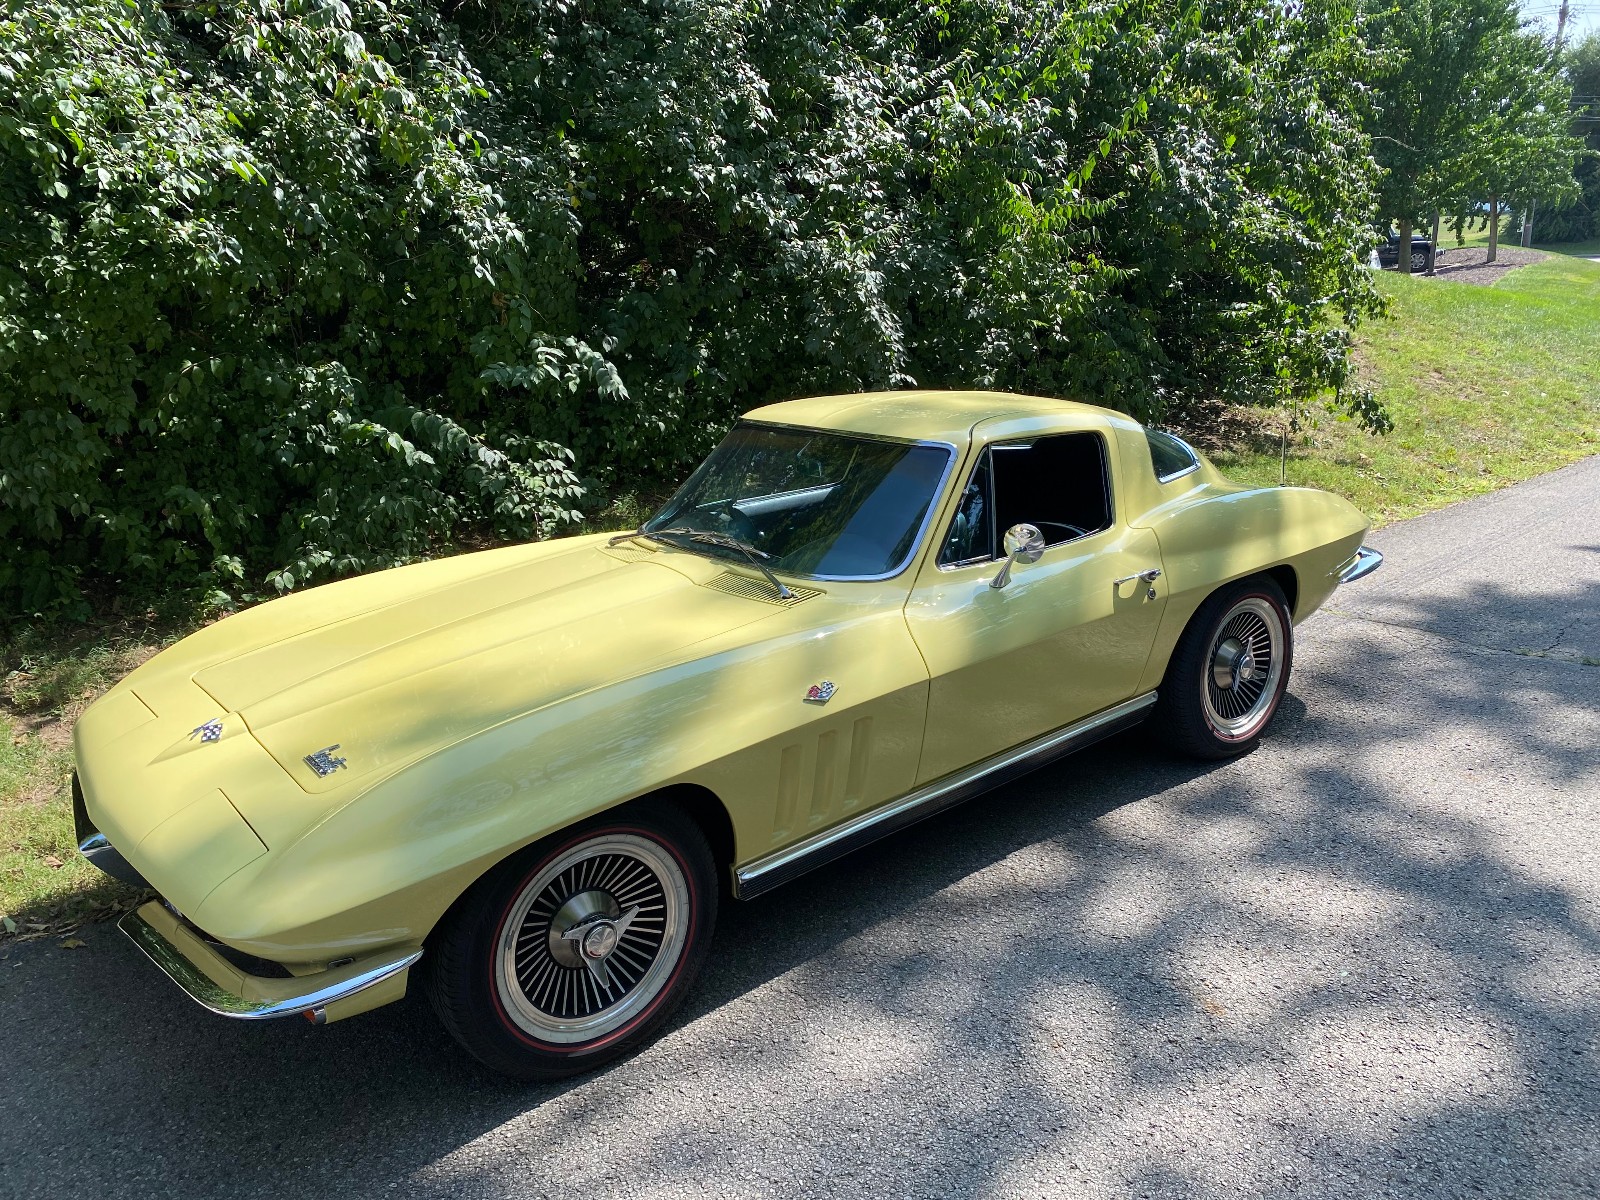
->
[1,0,1383,617]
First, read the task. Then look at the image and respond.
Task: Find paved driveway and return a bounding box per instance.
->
[2,459,1596,1200]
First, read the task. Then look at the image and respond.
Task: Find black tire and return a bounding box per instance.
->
[1153,575,1293,760]
[423,801,717,1080]
[1411,249,1429,272]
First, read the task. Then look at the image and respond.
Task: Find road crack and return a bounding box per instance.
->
[1321,607,1600,668]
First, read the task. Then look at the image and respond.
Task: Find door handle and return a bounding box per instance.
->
[1113,568,1162,586]
[1114,567,1162,599]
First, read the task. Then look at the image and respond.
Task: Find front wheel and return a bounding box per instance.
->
[1153,576,1293,760]
[424,803,717,1080]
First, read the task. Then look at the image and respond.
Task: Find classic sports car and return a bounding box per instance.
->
[75,391,1381,1078]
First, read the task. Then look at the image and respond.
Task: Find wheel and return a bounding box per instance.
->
[1153,575,1293,760]
[424,802,717,1080]
[1410,249,1429,271]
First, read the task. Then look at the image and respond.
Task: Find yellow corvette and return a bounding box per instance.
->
[74,390,1380,1078]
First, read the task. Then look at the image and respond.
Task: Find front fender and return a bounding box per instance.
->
[196,592,929,960]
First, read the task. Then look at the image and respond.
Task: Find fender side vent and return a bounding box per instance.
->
[703,572,821,606]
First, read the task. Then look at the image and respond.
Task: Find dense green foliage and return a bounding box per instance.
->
[2,0,1383,615]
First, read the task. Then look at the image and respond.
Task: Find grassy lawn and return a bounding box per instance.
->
[0,635,178,941]
[5,253,1600,942]
[1210,255,1600,521]
[1438,223,1600,257]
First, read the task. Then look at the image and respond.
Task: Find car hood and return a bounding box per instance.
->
[133,537,788,849]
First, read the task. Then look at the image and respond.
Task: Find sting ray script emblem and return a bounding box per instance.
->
[304,745,348,777]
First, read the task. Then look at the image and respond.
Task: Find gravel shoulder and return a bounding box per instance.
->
[1,458,1596,1200]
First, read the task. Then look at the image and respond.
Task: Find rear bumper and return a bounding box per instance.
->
[119,901,421,1024]
[1337,546,1384,584]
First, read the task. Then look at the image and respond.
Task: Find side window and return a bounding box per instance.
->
[938,449,994,566]
[1146,429,1199,482]
[938,433,1112,566]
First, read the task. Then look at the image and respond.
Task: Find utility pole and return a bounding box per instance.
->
[1524,1,1571,248]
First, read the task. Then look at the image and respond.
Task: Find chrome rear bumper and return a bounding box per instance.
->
[1337,545,1384,584]
[119,902,420,1024]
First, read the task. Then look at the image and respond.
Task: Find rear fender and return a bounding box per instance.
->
[1134,485,1368,695]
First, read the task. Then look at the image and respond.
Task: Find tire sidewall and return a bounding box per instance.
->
[1156,575,1294,760]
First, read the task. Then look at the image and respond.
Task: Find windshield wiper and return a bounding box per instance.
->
[642,527,794,600]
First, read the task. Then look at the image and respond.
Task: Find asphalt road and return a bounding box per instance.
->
[2,459,1597,1200]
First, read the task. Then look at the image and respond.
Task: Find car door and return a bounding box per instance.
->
[903,428,1168,784]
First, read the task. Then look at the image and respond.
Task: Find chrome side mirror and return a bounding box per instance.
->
[990,523,1045,590]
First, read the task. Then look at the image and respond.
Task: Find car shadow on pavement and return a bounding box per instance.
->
[0,578,1596,1199]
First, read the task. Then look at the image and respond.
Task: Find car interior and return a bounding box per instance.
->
[939,432,1112,566]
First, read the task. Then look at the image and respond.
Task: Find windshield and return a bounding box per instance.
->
[641,423,952,579]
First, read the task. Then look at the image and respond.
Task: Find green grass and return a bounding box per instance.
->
[1211,255,1600,522]
[0,633,169,939]
[0,715,136,939]
[5,253,1600,940]
[1440,224,1600,258]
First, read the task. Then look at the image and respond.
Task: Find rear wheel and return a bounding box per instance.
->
[1154,576,1293,759]
[424,803,717,1080]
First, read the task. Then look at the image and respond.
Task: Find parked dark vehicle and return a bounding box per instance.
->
[1374,232,1440,272]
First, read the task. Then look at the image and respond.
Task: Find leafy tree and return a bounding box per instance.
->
[1365,0,1522,271]
[1363,0,1586,266]
[1,0,1385,617]
[1457,24,1584,256]
[1526,33,1600,242]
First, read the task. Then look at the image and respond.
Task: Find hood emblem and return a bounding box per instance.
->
[304,745,348,777]
[189,718,224,743]
[803,681,837,705]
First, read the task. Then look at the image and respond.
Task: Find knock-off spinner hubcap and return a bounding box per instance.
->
[1201,597,1285,738]
[582,923,619,959]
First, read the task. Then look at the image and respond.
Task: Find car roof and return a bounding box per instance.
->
[741,390,1124,446]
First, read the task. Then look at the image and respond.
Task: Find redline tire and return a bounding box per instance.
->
[424,802,717,1080]
[1154,576,1293,760]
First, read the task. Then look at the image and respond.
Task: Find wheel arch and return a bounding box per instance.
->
[423,782,738,947]
[1264,564,1300,621]
[651,783,737,898]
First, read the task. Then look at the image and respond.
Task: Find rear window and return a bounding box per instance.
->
[1146,430,1199,481]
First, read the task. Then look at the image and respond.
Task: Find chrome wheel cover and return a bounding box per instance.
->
[1201,596,1286,739]
[495,834,687,1045]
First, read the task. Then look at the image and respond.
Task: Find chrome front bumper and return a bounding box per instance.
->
[1338,545,1384,584]
[119,902,421,1024]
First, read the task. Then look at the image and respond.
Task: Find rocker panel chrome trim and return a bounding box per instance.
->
[734,692,1158,899]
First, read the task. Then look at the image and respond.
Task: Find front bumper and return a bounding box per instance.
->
[1338,545,1384,584]
[119,902,421,1024]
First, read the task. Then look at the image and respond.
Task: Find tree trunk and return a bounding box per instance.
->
[1488,195,1499,263]
[1427,211,1441,276]
[1398,217,1412,274]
